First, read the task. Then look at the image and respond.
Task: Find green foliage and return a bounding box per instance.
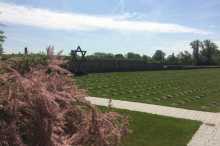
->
[87,52,115,60]
[190,40,201,65]
[177,51,193,65]
[190,39,220,65]
[20,54,48,73]
[80,40,219,65]
[126,52,142,60]
[166,53,179,65]
[212,51,220,65]
[142,55,152,63]
[76,69,220,112]
[3,54,48,74]
[115,54,124,59]
[87,52,149,61]
[152,50,166,63]
[0,30,6,55]
[200,40,219,65]
[100,107,200,146]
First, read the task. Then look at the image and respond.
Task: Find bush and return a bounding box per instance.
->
[1,54,48,74]
[0,57,128,146]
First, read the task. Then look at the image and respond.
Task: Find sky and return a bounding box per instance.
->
[0,0,220,56]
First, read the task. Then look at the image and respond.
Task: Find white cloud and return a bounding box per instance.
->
[113,12,146,20]
[0,2,210,34]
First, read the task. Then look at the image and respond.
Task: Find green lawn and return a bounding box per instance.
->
[76,69,220,112]
[100,107,200,146]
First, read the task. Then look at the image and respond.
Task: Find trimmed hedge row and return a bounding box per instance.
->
[68,59,220,74]
[83,60,163,73]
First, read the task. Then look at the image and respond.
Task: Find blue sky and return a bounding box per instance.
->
[0,0,220,56]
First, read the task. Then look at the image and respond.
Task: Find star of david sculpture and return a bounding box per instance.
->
[70,46,87,75]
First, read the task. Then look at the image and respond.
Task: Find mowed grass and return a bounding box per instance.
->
[100,107,200,146]
[76,69,220,112]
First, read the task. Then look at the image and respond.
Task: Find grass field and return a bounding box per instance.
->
[76,69,220,112]
[100,107,200,146]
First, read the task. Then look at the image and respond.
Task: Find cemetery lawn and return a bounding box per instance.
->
[100,107,200,146]
[76,68,220,112]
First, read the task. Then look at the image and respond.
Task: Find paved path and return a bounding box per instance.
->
[188,123,220,146]
[86,97,219,124]
[85,96,220,146]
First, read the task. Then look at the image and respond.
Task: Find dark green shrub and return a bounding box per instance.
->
[2,54,48,74]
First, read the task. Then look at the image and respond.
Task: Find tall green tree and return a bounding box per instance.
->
[142,55,151,63]
[126,52,141,60]
[152,50,166,64]
[190,40,201,65]
[0,30,5,55]
[115,54,124,59]
[200,40,218,65]
[177,51,193,65]
[212,50,220,65]
[166,53,178,65]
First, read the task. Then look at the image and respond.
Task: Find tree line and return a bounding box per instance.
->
[87,40,220,65]
[0,29,220,65]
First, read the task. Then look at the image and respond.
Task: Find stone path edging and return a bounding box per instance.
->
[85,96,220,146]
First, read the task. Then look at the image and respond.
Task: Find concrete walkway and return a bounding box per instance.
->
[188,123,220,146]
[85,96,220,146]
